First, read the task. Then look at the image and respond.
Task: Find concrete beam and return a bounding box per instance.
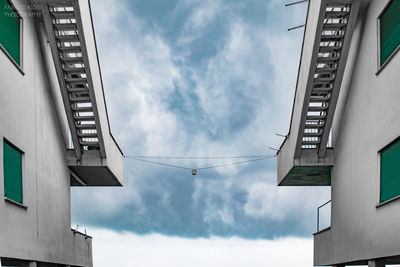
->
[278,148,334,186]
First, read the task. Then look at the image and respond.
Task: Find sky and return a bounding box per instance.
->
[71,0,331,266]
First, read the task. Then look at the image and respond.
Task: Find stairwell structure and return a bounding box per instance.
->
[0,0,123,266]
[278,0,400,266]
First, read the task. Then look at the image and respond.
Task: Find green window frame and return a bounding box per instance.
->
[0,0,21,66]
[3,139,23,204]
[379,0,400,66]
[380,137,400,203]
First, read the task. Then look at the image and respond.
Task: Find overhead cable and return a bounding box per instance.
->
[126,157,192,170]
[196,156,275,170]
[124,155,273,160]
[124,155,275,172]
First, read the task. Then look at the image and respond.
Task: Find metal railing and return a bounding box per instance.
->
[317,200,331,232]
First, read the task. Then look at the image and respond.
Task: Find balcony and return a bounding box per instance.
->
[314,226,333,266]
[277,0,359,186]
[37,0,123,186]
[314,200,332,266]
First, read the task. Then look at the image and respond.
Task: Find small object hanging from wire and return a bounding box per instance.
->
[192,169,197,175]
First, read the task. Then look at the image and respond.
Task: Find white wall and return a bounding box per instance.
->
[315,0,400,265]
[0,0,92,266]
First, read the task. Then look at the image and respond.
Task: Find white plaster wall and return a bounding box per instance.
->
[315,0,400,265]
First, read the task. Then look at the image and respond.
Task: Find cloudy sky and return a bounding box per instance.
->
[71,0,331,265]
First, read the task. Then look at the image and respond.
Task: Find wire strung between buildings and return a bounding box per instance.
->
[197,156,275,170]
[125,157,192,170]
[124,155,272,159]
[123,155,276,173]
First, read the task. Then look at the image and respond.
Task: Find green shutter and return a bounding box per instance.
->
[380,0,400,66]
[0,0,20,65]
[381,138,400,202]
[3,140,23,203]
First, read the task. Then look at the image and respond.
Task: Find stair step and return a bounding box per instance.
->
[308,105,329,111]
[302,140,320,145]
[323,23,347,29]
[54,23,77,31]
[303,132,322,137]
[78,132,97,138]
[307,115,326,120]
[314,78,335,85]
[59,46,81,53]
[319,46,342,52]
[70,96,91,103]
[51,11,75,19]
[75,123,97,129]
[321,35,345,42]
[315,67,337,73]
[68,87,89,93]
[61,57,84,64]
[79,141,99,146]
[317,56,340,63]
[55,34,79,42]
[71,106,92,112]
[325,11,349,19]
[66,77,87,84]
[310,95,331,102]
[63,66,85,74]
[305,122,325,129]
[78,132,98,138]
[314,81,333,85]
[73,115,94,121]
[314,77,335,82]
[312,88,333,93]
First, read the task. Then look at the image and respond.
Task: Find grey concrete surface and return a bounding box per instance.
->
[313,0,400,265]
[277,0,400,265]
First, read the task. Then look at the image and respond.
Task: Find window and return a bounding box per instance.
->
[0,0,21,65]
[380,0,400,66]
[380,138,400,203]
[3,139,23,204]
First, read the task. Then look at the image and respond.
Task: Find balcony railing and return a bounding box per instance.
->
[317,200,331,232]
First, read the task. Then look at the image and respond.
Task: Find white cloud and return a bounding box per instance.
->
[91,228,313,267]
[70,0,332,240]
[88,0,207,168]
[177,0,224,47]
[244,182,330,222]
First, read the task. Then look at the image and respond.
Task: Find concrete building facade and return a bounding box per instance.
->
[277,0,400,266]
[0,0,123,266]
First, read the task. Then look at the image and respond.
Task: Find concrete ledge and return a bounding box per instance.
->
[68,150,122,186]
[278,148,334,186]
[4,197,28,209]
[313,226,331,235]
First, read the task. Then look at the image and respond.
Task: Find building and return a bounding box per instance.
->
[0,0,123,266]
[277,0,400,266]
